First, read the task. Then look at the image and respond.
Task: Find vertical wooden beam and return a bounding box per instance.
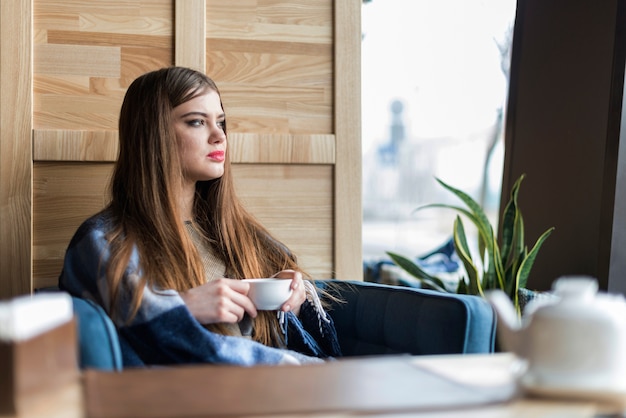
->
[0,0,33,298]
[334,0,362,280]
[175,0,206,72]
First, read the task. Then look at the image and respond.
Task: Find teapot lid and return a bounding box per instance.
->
[552,276,598,300]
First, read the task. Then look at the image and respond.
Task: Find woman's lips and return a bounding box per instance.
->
[208,150,225,162]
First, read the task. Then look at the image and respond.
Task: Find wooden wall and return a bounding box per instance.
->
[0,0,362,298]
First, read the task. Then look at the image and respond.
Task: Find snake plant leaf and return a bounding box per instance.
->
[492,242,506,291]
[418,190,499,290]
[480,233,497,290]
[415,203,490,251]
[511,211,525,267]
[413,203,476,223]
[456,277,468,294]
[500,174,525,266]
[480,234,499,290]
[386,251,449,292]
[416,202,492,273]
[515,227,555,304]
[433,178,502,291]
[504,253,521,297]
[452,216,473,263]
[503,212,525,298]
[452,216,482,296]
[512,245,529,298]
[478,232,487,268]
[433,178,494,237]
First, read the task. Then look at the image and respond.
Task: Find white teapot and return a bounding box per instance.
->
[487,276,626,391]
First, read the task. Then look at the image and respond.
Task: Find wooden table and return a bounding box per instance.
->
[4,353,623,417]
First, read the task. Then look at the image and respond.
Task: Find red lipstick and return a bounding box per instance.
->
[208,150,225,162]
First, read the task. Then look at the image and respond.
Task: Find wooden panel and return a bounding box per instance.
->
[33,163,113,289]
[34,44,121,77]
[33,130,335,164]
[1,0,33,298]
[46,31,171,48]
[233,164,333,278]
[206,0,331,43]
[219,82,332,134]
[33,0,174,131]
[77,13,171,36]
[206,0,333,135]
[34,1,150,15]
[175,0,205,71]
[229,133,334,164]
[334,0,362,280]
[33,130,118,161]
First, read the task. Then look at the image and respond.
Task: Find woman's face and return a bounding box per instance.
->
[173,90,227,186]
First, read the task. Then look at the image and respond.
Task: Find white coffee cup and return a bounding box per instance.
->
[242,278,293,310]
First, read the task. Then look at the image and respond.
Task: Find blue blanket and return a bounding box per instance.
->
[59,212,342,367]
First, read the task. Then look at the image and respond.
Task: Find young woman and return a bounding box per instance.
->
[59,67,341,366]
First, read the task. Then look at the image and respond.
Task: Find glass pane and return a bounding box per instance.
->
[362,0,517,284]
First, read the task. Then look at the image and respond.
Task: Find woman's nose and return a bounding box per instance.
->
[208,124,225,143]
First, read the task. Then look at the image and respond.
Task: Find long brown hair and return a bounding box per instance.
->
[105,66,301,347]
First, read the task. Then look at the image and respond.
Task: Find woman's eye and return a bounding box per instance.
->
[217,120,226,131]
[187,119,205,127]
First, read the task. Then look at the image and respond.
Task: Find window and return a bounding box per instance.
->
[362,0,517,282]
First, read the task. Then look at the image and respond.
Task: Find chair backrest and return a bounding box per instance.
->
[316,280,496,356]
[71,297,123,371]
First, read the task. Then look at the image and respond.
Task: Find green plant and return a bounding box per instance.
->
[386,174,554,315]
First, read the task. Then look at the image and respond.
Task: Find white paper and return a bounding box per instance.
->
[0,292,73,342]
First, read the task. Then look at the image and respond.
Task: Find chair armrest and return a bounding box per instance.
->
[72,297,123,371]
[315,280,496,356]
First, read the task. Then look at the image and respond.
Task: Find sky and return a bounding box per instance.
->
[361,0,517,154]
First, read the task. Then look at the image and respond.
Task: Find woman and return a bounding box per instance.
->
[59,67,341,366]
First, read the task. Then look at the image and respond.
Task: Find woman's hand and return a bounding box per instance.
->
[180,278,257,324]
[272,270,307,316]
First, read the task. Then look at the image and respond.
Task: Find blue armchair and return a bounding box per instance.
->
[316,280,496,356]
[72,297,123,370]
[71,280,496,370]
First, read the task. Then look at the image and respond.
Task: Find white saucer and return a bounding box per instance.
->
[520,373,626,407]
